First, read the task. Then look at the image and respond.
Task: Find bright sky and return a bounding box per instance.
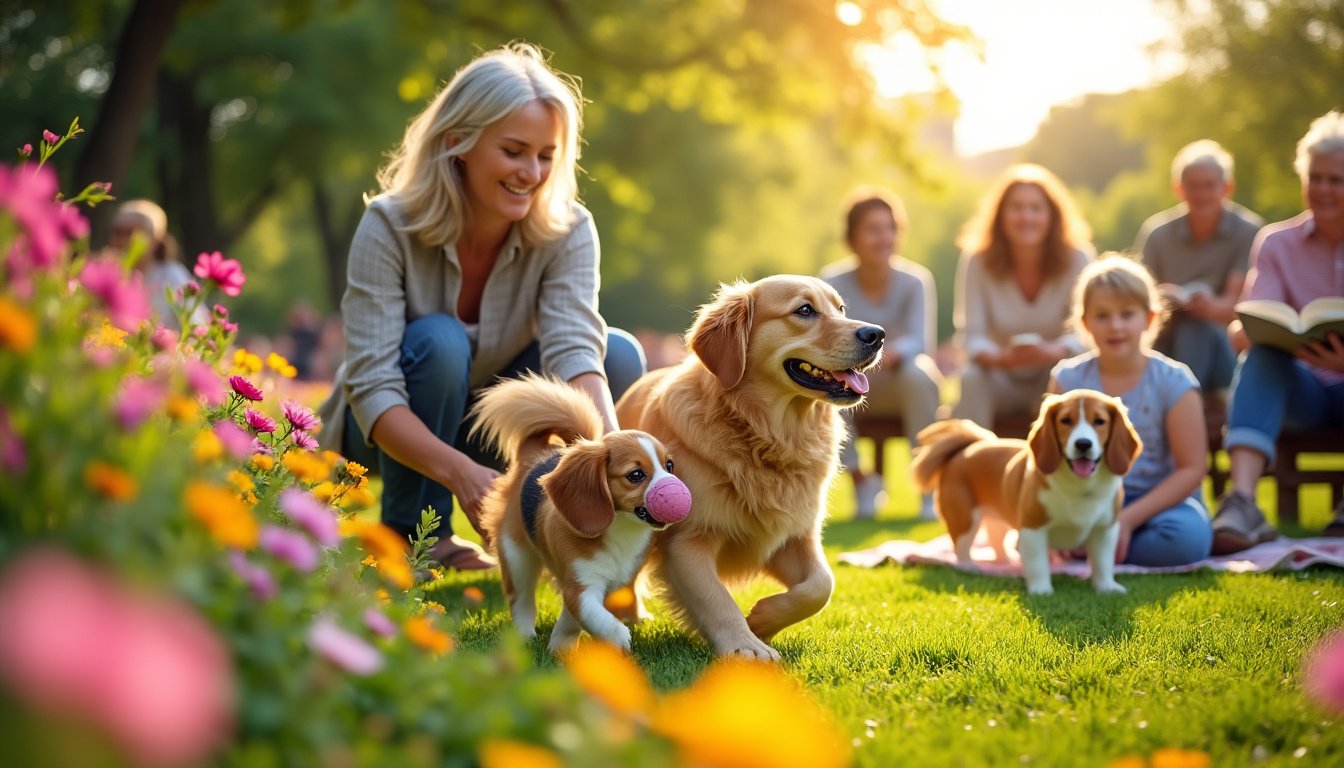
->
[854,0,1185,156]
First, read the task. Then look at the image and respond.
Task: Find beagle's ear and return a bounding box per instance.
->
[1104,398,1143,476]
[541,441,614,538]
[688,283,754,390]
[1028,395,1063,475]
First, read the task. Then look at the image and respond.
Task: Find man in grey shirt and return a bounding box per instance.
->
[1134,140,1263,392]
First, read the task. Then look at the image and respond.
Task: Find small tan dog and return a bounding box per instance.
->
[472,375,691,653]
[617,275,884,659]
[910,389,1142,595]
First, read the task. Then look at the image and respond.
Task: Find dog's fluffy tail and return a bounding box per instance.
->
[908,419,999,493]
[468,373,604,469]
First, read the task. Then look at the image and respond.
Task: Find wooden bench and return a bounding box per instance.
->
[1206,400,1344,523]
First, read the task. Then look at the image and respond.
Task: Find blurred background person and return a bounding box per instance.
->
[821,186,941,520]
[951,164,1095,428]
[107,199,203,331]
[1134,140,1263,394]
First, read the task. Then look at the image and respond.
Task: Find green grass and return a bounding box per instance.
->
[414,440,1344,766]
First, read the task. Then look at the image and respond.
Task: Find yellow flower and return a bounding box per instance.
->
[1151,749,1211,768]
[344,460,368,479]
[319,450,344,468]
[420,600,445,615]
[340,486,376,510]
[0,297,37,353]
[250,453,274,471]
[192,431,223,464]
[185,481,259,549]
[267,352,297,378]
[350,520,413,589]
[227,470,255,495]
[604,586,636,612]
[282,450,328,483]
[404,616,453,654]
[165,395,199,422]
[85,318,127,350]
[376,589,390,604]
[233,348,262,375]
[1108,758,1147,768]
[478,739,563,768]
[309,481,337,503]
[83,460,137,501]
[651,658,850,768]
[361,555,378,567]
[565,640,655,719]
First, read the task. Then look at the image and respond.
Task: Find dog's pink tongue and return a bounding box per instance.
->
[1070,458,1098,478]
[834,369,869,395]
[644,475,691,524]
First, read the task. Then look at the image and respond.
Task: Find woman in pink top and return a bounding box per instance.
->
[951,164,1094,428]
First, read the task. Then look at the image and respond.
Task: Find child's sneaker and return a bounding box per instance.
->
[1211,491,1277,555]
[854,474,886,520]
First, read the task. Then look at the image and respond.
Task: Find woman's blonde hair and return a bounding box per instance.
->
[1069,252,1163,349]
[956,163,1092,281]
[376,42,583,247]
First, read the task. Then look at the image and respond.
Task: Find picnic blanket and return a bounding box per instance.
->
[838,531,1344,577]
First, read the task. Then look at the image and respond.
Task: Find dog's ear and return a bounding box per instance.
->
[541,441,614,538]
[1028,395,1063,474]
[1104,398,1143,476]
[687,282,754,390]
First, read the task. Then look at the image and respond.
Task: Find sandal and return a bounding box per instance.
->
[429,536,497,571]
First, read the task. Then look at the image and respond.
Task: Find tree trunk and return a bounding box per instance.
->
[75,0,186,246]
[311,180,353,311]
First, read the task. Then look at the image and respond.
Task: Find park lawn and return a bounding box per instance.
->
[412,440,1344,767]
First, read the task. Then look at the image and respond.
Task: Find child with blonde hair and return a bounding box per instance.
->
[1048,254,1212,566]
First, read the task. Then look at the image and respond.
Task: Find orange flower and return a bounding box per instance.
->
[604,586,636,612]
[0,297,37,353]
[185,482,258,549]
[165,395,199,422]
[85,319,127,350]
[478,739,563,768]
[565,640,654,719]
[309,481,337,503]
[349,520,412,589]
[339,486,376,510]
[227,470,255,495]
[404,616,453,654]
[1151,748,1211,768]
[344,460,368,479]
[282,450,328,483]
[250,453,274,472]
[463,586,485,607]
[83,460,137,501]
[651,658,850,768]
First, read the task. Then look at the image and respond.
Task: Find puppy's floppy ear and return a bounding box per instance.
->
[541,441,614,538]
[1104,397,1143,476]
[687,282,754,390]
[1028,395,1063,474]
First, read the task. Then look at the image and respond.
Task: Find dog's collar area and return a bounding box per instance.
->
[783,358,866,401]
[633,506,669,531]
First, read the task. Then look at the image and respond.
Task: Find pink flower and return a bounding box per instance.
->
[244,408,276,434]
[251,439,273,456]
[192,251,246,297]
[281,400,320,432]
[0,408,25,474]
[19,143,32,157]
[0,550,234,768]
[259,526,318,572]
[221,320,238,335]
[291,429,318,451]
[150,327,178,351]
[42,129,59,145]
[212,420,252,461]
[363,609,396,638]
[308,617,383,676]
[2,164,73,276]
[228,375,262,401]
[183,360,226,407]
[79,258,151,332]
[115,378,167,430]
[279,488,340,546]
[226,550,277,601]
[212,304,229,318]
[1305,631,1344,713]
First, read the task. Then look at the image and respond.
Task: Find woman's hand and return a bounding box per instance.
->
[1113,518,1135,565]
[446,456,501,538]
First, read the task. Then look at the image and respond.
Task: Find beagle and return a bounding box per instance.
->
[910,389,1142,595]
[471,375,690,653]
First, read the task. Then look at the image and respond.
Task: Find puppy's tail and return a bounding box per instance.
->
[908,419,999,493]
[468,373,604,469]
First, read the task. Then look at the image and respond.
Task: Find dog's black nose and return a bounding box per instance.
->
[856,325,885,348]
[1074,438,1093,453]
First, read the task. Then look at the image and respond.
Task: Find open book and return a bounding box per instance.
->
[1236,297,1344,353]
[1160,281,1214,308]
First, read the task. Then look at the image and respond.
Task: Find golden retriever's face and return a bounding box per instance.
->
[1027,390,1142,478]
[688,275,884,405]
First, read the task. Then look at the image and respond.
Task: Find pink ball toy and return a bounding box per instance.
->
[644,475,692,525]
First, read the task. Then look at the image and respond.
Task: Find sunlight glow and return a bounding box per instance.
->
[867,0,1185,157]
[835,1,863,26]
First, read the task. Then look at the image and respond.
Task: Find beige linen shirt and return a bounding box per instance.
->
[954,247,1092,365]
[317,195,607,451]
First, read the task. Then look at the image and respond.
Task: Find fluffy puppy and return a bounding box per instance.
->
[910,389,1142,595]
[616,275,884,659]
[472,375,690,653]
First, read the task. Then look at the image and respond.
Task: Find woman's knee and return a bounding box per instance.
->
[604,327,647,402]
[401,314,472,380]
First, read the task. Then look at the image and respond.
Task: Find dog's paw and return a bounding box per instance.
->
[599,623,633,652]
[547,634,578,655]
[1093,580,1127,594]
[1025,582,1055,596]
[717,635,781,661]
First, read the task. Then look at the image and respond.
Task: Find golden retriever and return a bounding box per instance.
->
[615,275,884,659]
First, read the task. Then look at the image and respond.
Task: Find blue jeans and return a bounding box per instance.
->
[1224,346,1344,463]
[1125,494,1212,567]
[342,314,647,540]
[1154,312,1236,391]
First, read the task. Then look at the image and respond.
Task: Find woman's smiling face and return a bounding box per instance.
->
[456,99,561,231]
